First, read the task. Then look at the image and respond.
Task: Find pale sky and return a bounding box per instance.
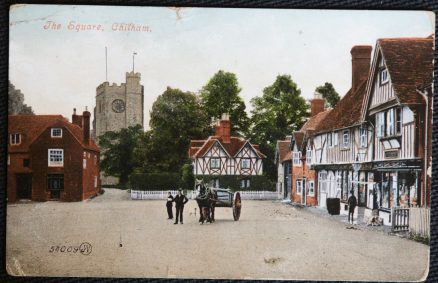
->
[9,5,434,129]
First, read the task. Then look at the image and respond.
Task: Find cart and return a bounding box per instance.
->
[211,188,242,221]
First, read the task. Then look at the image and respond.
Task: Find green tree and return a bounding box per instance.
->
[249,75,308,180]
[200,70,249,135]
[315,82,340,108]
[8,81,34,115]
[180,163,195,190]
[99,125,144,187]
[141,87,210,172]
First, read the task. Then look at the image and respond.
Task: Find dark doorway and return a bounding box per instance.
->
[48,174,64,200]
[16,173,32,199]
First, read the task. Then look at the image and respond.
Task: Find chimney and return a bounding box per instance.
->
[310,92,325,117]
[215,113,231,143]
[351,45,372,93]
[83,107,91,145]
[72,108,83,128]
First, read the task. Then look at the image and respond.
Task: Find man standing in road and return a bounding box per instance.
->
[166,191,174,220]
[173,189,188,224]
[347,190,357,224]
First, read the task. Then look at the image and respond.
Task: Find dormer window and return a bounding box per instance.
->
[10,133,21,145]
[51,128,62,138]
[380,68,389,85]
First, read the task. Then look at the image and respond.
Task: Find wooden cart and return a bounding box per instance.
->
[212,189,242,221]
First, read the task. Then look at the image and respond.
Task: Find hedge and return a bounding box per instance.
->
[194,175,275,191]
[128,172,181,191]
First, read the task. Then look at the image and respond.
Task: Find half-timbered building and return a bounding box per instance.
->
[189,114,266,189]
[311,45,374,215]
[361,36,433,224]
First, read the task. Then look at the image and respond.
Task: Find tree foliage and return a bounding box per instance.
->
[99,125,143,187]
[200,70,249,135]
[8,81,34,115]
[315,82,340,108]
[138,87,210,173]
[249,75,308,180]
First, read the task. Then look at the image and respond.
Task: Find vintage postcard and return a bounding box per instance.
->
[7,5,434,281]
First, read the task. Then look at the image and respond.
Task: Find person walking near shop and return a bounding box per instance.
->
[166,191,174,220]
[347,190,357,224]
[173,189,188,224]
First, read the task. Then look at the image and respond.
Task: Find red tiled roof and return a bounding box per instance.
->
[8,115,99,153]
[189,136,266,159]
[378,37,434,105]
[282,151,292,162]
[292,131,305,150]
[276,140,291,162]
[316,80,367,133]
[301,109,332,132]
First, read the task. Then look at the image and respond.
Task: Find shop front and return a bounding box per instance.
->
[373,159,422,225]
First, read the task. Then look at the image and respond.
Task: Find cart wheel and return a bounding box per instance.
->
[233,192,241,221]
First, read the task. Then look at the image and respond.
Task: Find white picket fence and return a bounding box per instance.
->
[130,190,281,200]
[409,207,430,238]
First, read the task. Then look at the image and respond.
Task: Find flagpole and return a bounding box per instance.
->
[105,47,108,81]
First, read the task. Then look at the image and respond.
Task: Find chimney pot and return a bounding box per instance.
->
[310,93,325,117]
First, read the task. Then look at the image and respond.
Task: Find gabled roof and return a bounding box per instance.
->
[301,109,332,132]
[378,37,434,105]
[276,139,292,163]
[291,131,305,150]
[189,136,266,159]
[8,115,99,153]
[316,80,367,133]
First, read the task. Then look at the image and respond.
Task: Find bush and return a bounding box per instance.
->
[194,175,275,191]
[129,172,181,191]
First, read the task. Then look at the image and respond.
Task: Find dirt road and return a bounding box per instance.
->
[6,189,429,280]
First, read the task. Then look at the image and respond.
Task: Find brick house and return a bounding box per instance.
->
[189,114,266,190]
[290,94,331,206]
[8,109,101,202]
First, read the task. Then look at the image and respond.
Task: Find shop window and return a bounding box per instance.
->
[296,180,302,195]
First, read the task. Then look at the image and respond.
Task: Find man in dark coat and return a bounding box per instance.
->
[347,190,357,224]
[173,189,188,224]
[166,192,174,220]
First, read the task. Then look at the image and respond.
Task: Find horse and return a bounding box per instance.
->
[195,180,217,224]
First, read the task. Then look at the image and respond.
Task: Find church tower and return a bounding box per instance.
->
[93,71,144,141]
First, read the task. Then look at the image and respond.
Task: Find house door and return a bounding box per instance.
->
[16,174,32,199]
[301,179,307,205]
[48,174,64,200]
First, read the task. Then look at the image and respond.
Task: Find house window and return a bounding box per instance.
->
[327,132,333,147]
[241,159,250,169]
[380,68,389,84]
[293,152,302,166]
[48,149,64,167]
[83,158,87,169]
[308,181,315,196]
[94,176,98,188]
[10,133,21,145]
[48,174,64,190]
[51,128,62,138]
[240,179,250,188]
[210,158,221,169]
[23,159,30,168]
[395,108,402,134]
[296,180,302,195]
[387,108,394,136]
[342,130,350,148]
[360,127,367,148]
[306,149,312,165]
